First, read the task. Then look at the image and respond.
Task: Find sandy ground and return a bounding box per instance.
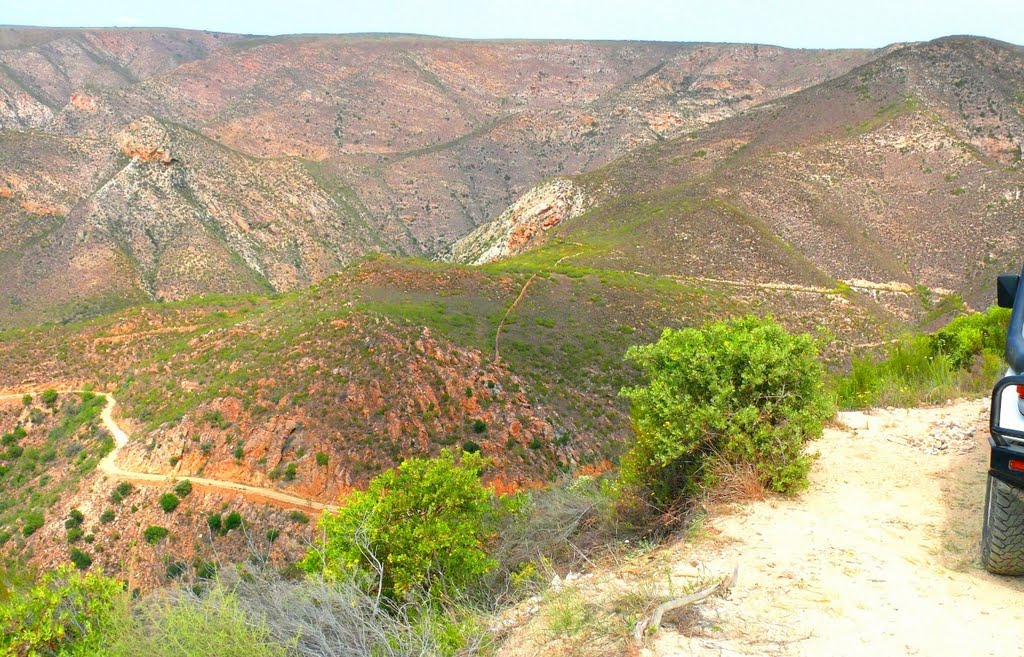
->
[649,398,1024,657]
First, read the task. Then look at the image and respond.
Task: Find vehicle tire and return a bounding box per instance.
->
[981,473,1024,575]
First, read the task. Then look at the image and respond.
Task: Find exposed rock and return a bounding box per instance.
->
[68,91,97,112]
[442,178,590,264]
[116,116,177,164]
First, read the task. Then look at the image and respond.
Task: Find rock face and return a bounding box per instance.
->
[443,178,590,264]
[116,116,176,164]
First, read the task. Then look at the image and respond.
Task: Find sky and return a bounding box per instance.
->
[4,0,1023,49]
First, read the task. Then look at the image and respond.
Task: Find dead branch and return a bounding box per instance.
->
[633,563,738,645]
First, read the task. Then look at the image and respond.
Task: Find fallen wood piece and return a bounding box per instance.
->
[633,564,738,645]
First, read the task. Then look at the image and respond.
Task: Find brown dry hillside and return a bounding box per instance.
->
[0,27,887,326]
[450,37,1024,314]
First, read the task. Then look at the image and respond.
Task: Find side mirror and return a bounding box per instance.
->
[991,375,1024,441]
[998,274,1020,308]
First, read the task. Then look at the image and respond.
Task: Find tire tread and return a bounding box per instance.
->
[982,475,1024,575]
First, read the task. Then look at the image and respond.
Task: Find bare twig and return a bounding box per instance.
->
[632,563,738,645]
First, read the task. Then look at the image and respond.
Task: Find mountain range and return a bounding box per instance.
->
[0,27,1022,583]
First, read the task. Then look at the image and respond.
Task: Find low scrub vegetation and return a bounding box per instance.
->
[0,392,111,551]
[0,310,1012,656]
[835,306,1009,409]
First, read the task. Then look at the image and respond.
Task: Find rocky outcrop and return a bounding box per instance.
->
[116,116,177,164]
[68,91,97,112]
[442,178,590,264]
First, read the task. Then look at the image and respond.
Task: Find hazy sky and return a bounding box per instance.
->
[5,0,1023,49]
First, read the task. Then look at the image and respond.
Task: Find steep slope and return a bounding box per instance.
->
[450,37,1024,315]
[0,28,890,325]
[0,27,241,129]
[0,115,386,325]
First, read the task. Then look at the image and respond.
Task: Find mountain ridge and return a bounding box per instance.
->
[1,27,901,325]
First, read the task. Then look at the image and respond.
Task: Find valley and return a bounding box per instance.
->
[0,22,1022,656]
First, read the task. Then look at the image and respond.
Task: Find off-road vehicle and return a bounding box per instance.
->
[983,272,1024,574]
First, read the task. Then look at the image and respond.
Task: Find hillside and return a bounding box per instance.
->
[0,27,886,325]
[449,36,1024,314]
[1,30,1023,600]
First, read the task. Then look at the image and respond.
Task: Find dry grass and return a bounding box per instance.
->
[707,460,767,504]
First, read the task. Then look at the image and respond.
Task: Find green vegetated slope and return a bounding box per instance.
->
[0,252,888,499]
[0,37,1017,548]
[0,392,112,559]
[454,37,1024,314]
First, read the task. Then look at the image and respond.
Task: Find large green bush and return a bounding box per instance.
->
[303,450,497,600]
[0,565,126,656]
[930,306,1008,368]
[620,315,833,502]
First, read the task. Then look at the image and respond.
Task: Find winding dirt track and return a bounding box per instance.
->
[0,391,340,513]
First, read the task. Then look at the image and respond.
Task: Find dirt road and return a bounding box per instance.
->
[651,399,1024,657]
[0,390,339,513]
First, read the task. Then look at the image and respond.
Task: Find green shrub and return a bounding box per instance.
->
[21,394,31,406]
[620,316,833,502]
[144,526,169,544]
[288,510,309,525]
[166,561,188,580]
[65,508,85,529]
[69,548,93,570]
[100,509,116,523]
[174,480,193,497]
[472,419,487,434]
[207,513,223,533]
[528,437,543,450]
[67,527,84,543]
[40,389,58,408]
[835,306,1009,409]
[462,440,481,454]
[110,482,134,504]
[0,565,125,656]
[304,450,496,600]
[284,463,298,481]
[315,452,329,466]
[2,445,23,460]
[223,511,243,532]
[22,512,44,536]
[266,528,281,542]
[929,306,1008,369]
[159,493,180,513]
